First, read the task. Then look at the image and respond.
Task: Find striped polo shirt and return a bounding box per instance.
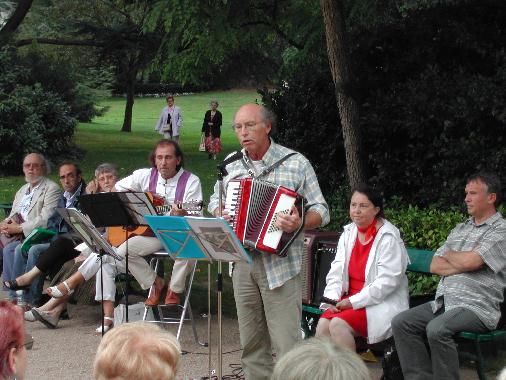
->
[434,212,506,329]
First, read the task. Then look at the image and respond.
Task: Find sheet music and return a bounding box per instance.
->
[121,192,157,225]
[186,218,250,262]
[145,215,251,263]
[57,208,122,261]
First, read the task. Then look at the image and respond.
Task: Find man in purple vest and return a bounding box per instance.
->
[112,140,203,310]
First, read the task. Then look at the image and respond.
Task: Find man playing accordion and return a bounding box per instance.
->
[209,104,330,380]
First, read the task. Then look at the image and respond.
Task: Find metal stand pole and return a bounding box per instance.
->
[100,252,105,336]
[125,229,129,322]
[208,262,212,380]
[215,164,228,380]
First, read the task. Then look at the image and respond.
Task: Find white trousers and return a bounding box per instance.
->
[78,236,194,301]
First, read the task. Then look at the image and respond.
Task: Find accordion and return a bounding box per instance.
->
[224,178,305,256]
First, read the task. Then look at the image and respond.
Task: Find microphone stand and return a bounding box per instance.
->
[215,164,227,380]
[213,151,242,379]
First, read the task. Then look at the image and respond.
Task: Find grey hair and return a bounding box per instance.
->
[210,100,219,107]
[271,337,370,380]
[94,163,118,179]
[259,106,277,135]
[23,152,51,175]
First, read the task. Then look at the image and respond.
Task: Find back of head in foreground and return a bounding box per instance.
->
[0,300,27,380]
[93,322,181,380]
[271,337,370,380]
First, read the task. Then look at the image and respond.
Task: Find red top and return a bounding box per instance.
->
[320,234,375,337]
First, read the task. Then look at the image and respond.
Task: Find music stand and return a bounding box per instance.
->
[145,215,251,380]
[79,192,157,322]
[57,208,122,335]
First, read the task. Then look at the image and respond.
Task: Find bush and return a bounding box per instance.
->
[0,48,80,175]
[21,50,111,122]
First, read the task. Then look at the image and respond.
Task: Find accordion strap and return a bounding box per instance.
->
[242,152,297,179]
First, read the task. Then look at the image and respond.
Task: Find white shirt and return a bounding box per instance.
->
[18,182,42,220]
[115,168,202,214]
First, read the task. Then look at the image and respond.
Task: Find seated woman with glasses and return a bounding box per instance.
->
[0,300,32,380]
[315,184,409,350]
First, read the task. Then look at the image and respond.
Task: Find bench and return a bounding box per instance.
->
[0,203,12,218]
[300,248,506,380]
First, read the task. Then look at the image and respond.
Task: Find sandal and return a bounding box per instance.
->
[46,280,74,299]
[3,280,30,291]
[95,316,114,335]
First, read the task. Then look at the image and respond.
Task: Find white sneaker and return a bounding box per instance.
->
[24,309,36,322]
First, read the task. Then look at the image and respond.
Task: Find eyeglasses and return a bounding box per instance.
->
[7,335,33,351]
[23,335,34,350]
[59,173,77,180]
[232,122,262,132]
[23,163,42,169]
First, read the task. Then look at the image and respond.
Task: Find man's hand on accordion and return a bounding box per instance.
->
[275,205,302,234]
[212,207,232,222]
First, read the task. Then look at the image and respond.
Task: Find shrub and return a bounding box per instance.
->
[0,48,80,175]
[21,50,111,122]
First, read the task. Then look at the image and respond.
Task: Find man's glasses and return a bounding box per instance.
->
[7,335,33,351]
[59,173,77,180]
[232,122,262,132]
[23,335,34,350]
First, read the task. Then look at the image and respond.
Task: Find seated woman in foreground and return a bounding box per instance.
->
[315,184,409,350]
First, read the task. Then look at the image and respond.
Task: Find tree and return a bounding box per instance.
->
[13,0,165,132]
[0,0,34,47]
[320,0,366,189]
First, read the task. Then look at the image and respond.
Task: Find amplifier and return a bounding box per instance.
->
[301,230,339,305]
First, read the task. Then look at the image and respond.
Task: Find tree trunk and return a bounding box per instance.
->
[0,0,34,47]
[320,0,367,189]
[121,66,137,133]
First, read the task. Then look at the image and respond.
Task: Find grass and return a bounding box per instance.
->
[0,89,260,204]
[1,88,259,316]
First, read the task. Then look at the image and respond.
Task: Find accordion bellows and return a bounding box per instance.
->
[225,178,305,256]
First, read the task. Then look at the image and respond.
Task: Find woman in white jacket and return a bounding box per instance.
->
[316,185,409,350]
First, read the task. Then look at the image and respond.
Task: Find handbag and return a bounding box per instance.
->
[199,133,206,152]
[381,344,404,380]
[162,122,172,134]
[0,212,24,249]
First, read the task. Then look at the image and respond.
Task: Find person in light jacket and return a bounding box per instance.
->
[154,94,183,142]
[316,184,409,349]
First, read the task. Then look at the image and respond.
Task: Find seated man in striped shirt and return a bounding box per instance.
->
[392,172,506,380]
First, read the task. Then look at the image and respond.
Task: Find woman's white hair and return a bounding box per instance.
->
[271,337,370,380]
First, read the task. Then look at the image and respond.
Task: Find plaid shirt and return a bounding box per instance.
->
[434,212,506,329]
[208,139,330,289]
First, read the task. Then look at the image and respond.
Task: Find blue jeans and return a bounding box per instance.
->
[12,243,49,305]
[2,240,21,287]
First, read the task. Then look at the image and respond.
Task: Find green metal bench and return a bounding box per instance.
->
[0,203,13,218]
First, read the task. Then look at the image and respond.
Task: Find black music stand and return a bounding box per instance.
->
[79,192,157,322]
[57,208,122,336]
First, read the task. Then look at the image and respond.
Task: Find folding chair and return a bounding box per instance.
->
[142,252,206,346]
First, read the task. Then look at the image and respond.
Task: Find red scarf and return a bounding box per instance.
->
[357,218,378,242]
